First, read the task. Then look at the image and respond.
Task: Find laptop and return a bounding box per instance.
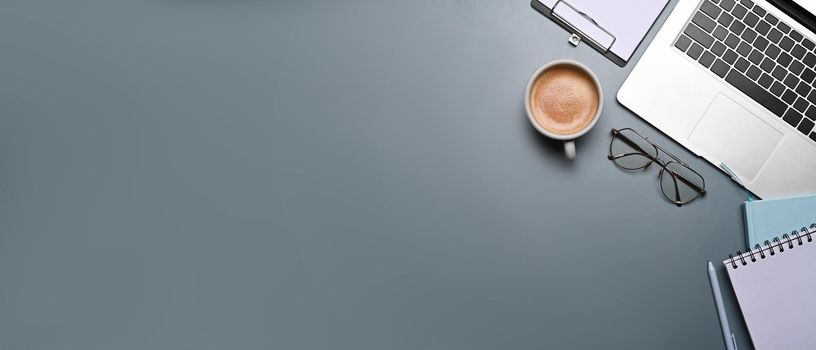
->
[619,0,816,199]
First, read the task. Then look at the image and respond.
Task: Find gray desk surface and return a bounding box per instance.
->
[2,1,756,349]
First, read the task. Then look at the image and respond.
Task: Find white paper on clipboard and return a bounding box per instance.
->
[536,0,670,64]
[551,1,616,51]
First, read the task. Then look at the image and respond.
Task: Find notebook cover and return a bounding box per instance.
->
[743,193,816,248]
[724,230,816,350]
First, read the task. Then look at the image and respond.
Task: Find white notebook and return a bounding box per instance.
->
[724,223,816,350]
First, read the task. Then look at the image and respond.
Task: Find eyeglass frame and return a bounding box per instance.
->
[607,128,707,206]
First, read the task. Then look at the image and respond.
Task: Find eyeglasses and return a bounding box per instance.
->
[607,128,706,207]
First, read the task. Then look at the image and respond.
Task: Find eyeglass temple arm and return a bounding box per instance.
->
[616,128,691,167]
[607,152,648,160]
[613,132,657,159]
[665,167,706,194]
[671,171,682,203]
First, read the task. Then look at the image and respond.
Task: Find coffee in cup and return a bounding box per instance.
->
[525,60,603,160]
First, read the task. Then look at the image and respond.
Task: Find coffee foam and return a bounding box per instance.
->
[530,65,599,135]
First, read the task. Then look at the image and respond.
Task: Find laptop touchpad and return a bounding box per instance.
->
[689,94,783,181]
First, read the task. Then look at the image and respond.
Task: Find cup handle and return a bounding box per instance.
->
[564,141,576,160]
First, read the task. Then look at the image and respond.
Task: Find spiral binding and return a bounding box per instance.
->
[728,223,816,269]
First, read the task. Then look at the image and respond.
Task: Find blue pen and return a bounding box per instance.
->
[708,261,738,350]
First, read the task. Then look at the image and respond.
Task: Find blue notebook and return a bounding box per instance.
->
[744,193,816,248]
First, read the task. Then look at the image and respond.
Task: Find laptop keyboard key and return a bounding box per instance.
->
[712,42,727,55]
[770,81,785,96]
[685,24,715,48]
[725,34,740,48]
[778,22,791,34]
[772,66,788,80]
[794,97,809,112]
[724,49,738,63]
[802,69,816,84]
[693,12,717,32]
[754,36,769,51]
[759,73,774,88]
[711,59,731,77]
[765,13,778,25]
[725,70,787,116]
[760,58,775,72]
[783,108,803,127]
[741,28,757,42]
[799,118,815,135]
[675,35,692,51]
[688,43,704,60]
[765,44,781,59]
[719,12,735,27]
[753,5,767,17]
[768,28,783,42]
[701,1,722,18]
[748,49,764,65]
[735,57,750,72]
[790,60,805,76]
[721,0,736,11]
[803,53,816,67]
[755,20,771,35]
[713,25,729,40]
[792,44,806,58]
[732,4,748,19]
[807,105,816,120]
[743,12,759,27]
[780,37,795,51]
[784,73,799,89]
[740,0,754,9]
[778,52,792,67]
[803,38,815,50]
[700,51,716,67]
[747,65,762,80]
[782,89,797,104]
[790,30,803,42]
[737,42,752,56]
[730,21,746,35]
[797,81,812,97]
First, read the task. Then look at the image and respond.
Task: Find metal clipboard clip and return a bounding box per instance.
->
[550,0,616,52]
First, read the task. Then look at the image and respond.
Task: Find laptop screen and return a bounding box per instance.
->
[769,0,816,34]
[792,0,816,17]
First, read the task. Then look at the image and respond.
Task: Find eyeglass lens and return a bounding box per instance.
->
[660,162,705,204]
[609,129,658,170]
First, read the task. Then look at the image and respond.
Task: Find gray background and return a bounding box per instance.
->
[1,0,755,349]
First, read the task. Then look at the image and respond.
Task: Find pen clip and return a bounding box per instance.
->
[730,333,738,350]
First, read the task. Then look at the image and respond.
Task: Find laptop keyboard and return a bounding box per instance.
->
[674,0,816,143]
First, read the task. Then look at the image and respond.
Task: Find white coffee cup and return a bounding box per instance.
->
[525,60,603,160]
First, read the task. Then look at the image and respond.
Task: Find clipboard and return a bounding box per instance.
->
[531,0,670,67]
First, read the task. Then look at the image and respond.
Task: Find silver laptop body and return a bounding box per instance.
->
[619,0,816,199]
